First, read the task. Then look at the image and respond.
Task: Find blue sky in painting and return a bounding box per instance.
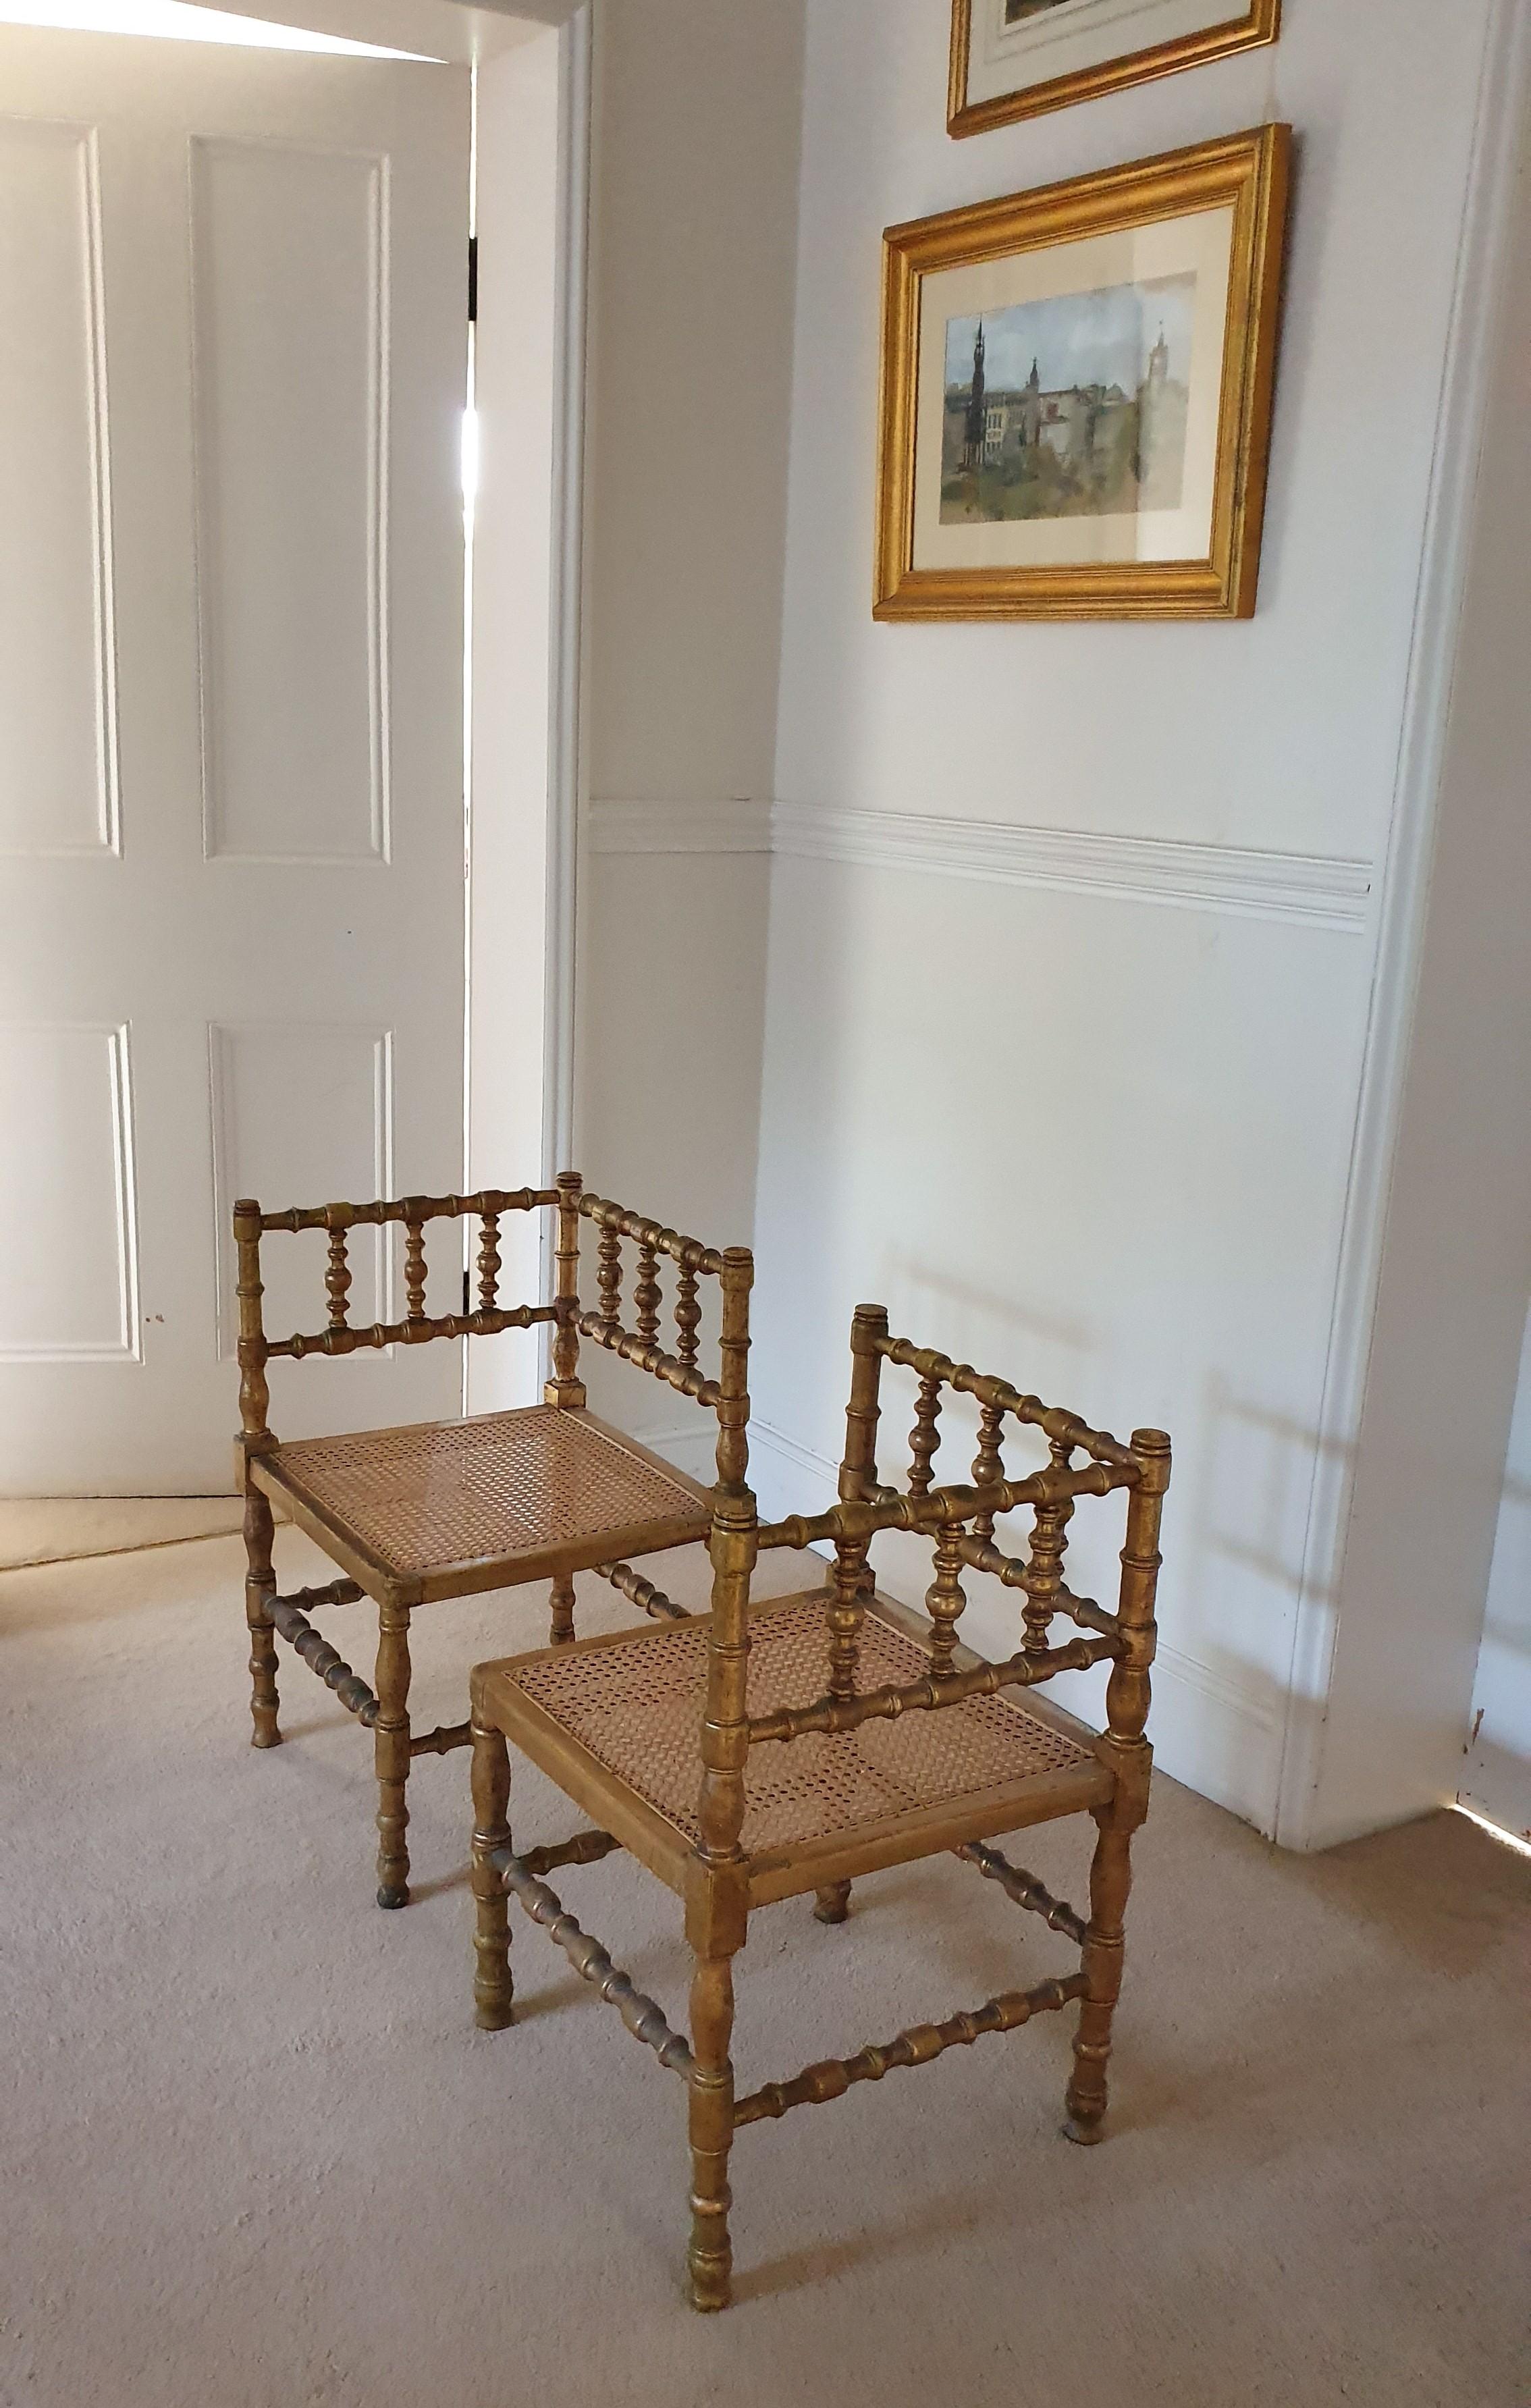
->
[944,271,1196,396]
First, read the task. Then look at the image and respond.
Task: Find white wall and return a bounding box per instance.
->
[1308,52,1531,1846]
[466,24,566,1414]
[572,0,803,1449]
[745,0,1517,1839]
[566,0,1531,1846]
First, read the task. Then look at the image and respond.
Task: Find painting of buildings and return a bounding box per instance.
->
[940,271,1195,523]
[1004,0,1077,20]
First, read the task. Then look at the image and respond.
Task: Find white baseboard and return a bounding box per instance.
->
[631,1422,720,1484]
[744,1414,841,1524]
[632,1414,841,1509]
[1143,1641,1283,1832]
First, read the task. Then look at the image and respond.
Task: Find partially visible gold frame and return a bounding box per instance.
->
[873,125,1291,624]
[948,0,1280,136]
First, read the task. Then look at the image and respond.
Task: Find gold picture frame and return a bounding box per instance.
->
[949,0,1280,136]
[873,125,1290,623]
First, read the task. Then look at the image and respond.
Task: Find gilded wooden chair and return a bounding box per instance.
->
[234,1173,750,1908]
[468,1300,1170,2308]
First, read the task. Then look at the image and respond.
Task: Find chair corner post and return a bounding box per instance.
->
[241,1479,280,1750]
[1110,1427,1171,1745]
[700,1479,757,1844]
[373,1597,413,1910]
[1065,1426,1170,2147]
[544,1171,587,1408]
[470,1693,514,2030]
[232,1198,273,1456]
[714,1247,753,1494]
[686,1477,757,2311]
[827,1304,888,1700]
[845,1303,889,1477]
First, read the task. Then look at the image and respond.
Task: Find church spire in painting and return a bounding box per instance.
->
[963,320,987,467]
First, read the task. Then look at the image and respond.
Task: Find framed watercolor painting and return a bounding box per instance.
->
[949,0,1280,135]
[873,125,1290,622]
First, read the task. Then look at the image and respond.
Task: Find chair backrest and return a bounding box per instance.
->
[558,1181,753,1493]
[232,1173,753,1494]
[691,1303,1170,1875]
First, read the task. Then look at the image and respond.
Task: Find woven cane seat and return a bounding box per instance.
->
[489,1596,1106,1896]
[254,1406,711,1605]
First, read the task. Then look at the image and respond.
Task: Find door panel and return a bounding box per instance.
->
[0,117,117,857]
[209,1020,396,1348]
[0,33,470,1493]
[0,1023,137,1360]
[191,134,390,864]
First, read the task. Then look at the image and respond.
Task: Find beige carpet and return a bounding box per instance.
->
[0,1496,247,1572]
[2,1529,1526,2408]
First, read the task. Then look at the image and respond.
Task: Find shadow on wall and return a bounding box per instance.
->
[876,1256,1098,1428]
[1188,1373,1351,1707]
[811,1252,1385,1839]
[1462,1458,1531,1834]
[1477,1463,1531,1666]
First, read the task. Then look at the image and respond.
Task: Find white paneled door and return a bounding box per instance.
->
[0,32,469,1492]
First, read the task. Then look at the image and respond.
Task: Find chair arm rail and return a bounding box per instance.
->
[876,1333,1138,1471]
[745,1631,1122,1746]
[576,1193,724,1278]
[758,1457,1132,1555]
[259,1188,557,1235]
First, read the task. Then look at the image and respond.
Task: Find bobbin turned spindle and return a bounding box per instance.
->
[325,1211,352,1335]
[477,1212,501,1314]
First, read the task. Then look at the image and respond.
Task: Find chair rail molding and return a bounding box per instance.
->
[587,798,774,855]
[587,797,1373,930]
[773,805,1372,932]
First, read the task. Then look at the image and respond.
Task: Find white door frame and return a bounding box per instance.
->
[463,1,589,1414]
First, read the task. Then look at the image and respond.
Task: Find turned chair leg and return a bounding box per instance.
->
[374,1599,412,1908]
[471,1710,514,2029]
[549,1573,577,1647]
[243,1489,281,1749]
[813,1881,852,1925]
[687,1948,739,2311]
[1064,1806,1134,2145]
